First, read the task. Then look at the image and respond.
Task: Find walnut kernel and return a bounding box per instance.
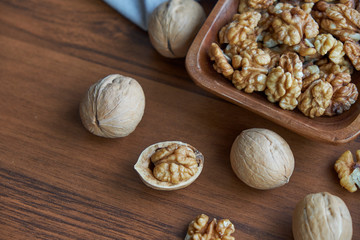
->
[185,214,235,240]
[209,43,234,79]
[134,141,204,191]
[334,150,360,192]
[231,47,271,93]
[297,79,333,118]
[219,11,261,45]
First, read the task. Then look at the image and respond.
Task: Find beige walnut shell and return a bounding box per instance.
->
[79,74,145,138]
[134,141,204,191]
[230,128,295,190]
[292,192,353,240]
[148,0,206,58]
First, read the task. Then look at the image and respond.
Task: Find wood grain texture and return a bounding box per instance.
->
[1,0,359,239]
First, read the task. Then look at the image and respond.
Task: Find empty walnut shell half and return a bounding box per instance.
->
[134,141,204,191]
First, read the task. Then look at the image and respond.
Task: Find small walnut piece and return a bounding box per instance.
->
[334,150,360,192]
[148,0,206,58]
[134,141,204,190]
[209,43,234,79]
[248,0,275,10]
[79,74,145,138]
[185,214,235,240]
[302,64,321,90]
[230,128,295,190]
[318,59,353,75]
[344,40,360,71]
[292,192,353,240]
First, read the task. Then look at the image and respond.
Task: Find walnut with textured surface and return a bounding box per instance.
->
[293,39,318,57]
[265,67,302,110]
[238,0,275,13]
[314,34,345,64]
[301,2,314,13]
[148,0,206,58]
[230,128,294,190]
[209,43,234,79]
[317,2,360,42]
[219,11,261,45]
[134,141,204,191]
[324,72,358,116]
[340,0,356,8]
[248,0,275,9]
[318,58,353,75]
[279,52,304,82]
[185,214,235,240]
[151,144,199,184]
[268,2,294,14]
[265,52,303,110]
[292,192,353,240]
[344,40,360,71]
[335,150,360,192]
[224,39,258,58]
[231,47,271,93]
[298,79,333,118]
[79,74,145,138]
[272,6,319,46]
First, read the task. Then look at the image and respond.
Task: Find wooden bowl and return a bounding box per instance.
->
[185,0,360,144]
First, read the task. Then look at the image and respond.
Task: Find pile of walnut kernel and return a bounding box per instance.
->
[209,0,360,118]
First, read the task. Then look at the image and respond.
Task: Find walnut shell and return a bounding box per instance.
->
[292,192,353,240]
[230,128,295,190]
[79,74,145,138]
[148,0,206,58]
[134,141,204,191]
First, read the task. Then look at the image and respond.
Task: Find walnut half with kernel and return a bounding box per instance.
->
[334,150,360,193]
[134,141,204,191]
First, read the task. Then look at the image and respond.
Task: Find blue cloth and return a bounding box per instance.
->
[104,0,168,31]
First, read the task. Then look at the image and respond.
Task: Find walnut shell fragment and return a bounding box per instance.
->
[185,214,235,240]
[134,141,204,191]
[292,192,353,240]
[334,150,360,192]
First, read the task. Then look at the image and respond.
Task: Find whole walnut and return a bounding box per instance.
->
[79,74,145,138]
[292,192,353,240]
[148,0,206,58]
[230,128,295,190]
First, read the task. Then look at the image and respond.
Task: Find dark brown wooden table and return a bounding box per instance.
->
[1,0,359,239]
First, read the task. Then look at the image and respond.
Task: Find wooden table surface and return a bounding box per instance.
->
[1,0,360,239]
